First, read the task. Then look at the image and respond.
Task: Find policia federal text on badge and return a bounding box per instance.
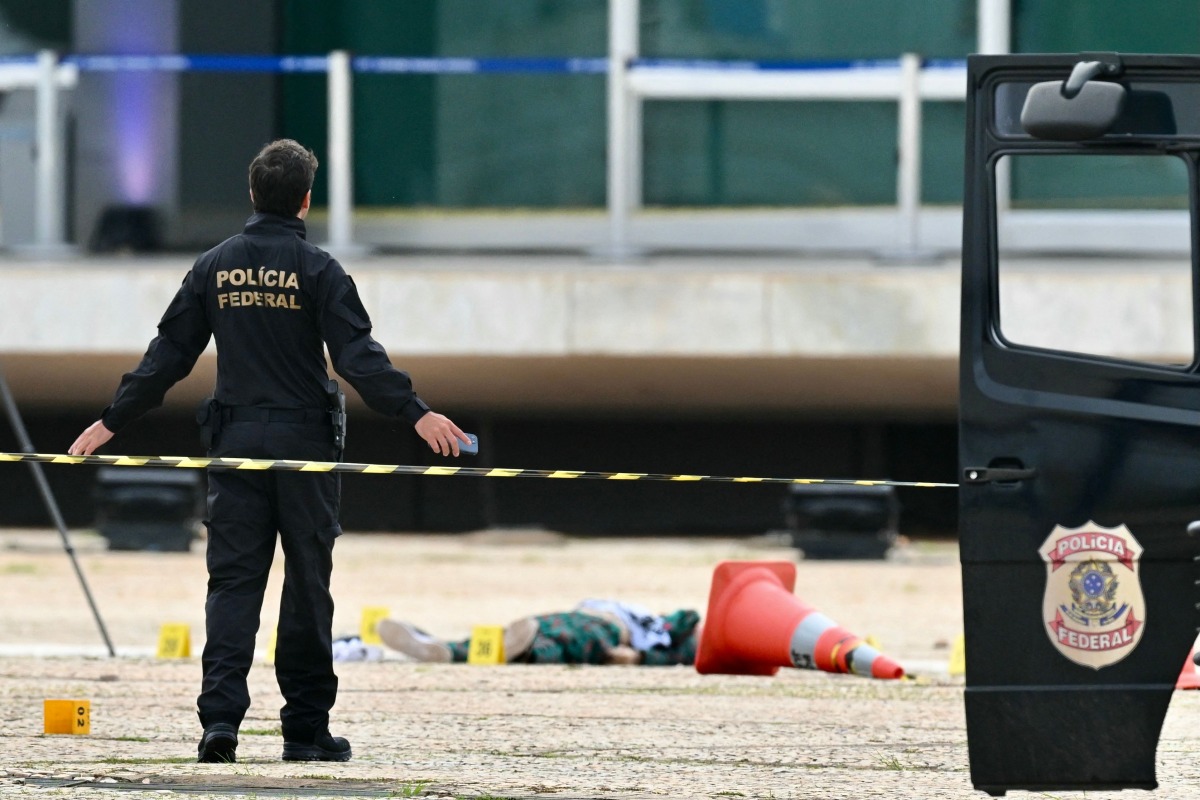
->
[68,139,473,765]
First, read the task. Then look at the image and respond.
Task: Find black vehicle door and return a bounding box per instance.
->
[960,53,1200,795]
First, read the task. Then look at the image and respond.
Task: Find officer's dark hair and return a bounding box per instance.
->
[248,139,318,217]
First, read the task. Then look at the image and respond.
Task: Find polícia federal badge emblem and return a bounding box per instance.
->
[1040,521,1145,670]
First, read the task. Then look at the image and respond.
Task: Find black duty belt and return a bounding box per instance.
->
[220,407,328,424]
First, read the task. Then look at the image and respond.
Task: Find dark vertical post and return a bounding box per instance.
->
[0,366,115,657]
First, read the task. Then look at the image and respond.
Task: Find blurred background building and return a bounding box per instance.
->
[0,0,1192,537]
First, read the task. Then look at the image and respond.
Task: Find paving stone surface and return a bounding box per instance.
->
[1,528,1198,799]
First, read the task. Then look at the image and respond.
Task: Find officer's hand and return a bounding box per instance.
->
[69,420,114,456]
[414,412,471,457]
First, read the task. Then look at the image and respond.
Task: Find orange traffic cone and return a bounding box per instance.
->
[1177,649,1200,689]
[694,561,904,679]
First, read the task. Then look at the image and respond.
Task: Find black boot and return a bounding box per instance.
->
[282,729,352,762]
[197,722,238,763]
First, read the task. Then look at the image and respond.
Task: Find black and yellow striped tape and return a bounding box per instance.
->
[0,451,957,488]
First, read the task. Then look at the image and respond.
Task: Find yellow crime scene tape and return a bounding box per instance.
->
[0,451,957,488]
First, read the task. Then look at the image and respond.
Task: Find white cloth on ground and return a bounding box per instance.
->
[575,599,672,652]
[332,635,384,662]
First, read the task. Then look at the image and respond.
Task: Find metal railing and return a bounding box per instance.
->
[612,52,966,258]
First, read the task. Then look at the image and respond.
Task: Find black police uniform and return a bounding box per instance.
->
[98,212,430,742]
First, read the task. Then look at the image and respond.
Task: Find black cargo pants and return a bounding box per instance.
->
[197,412,341,742]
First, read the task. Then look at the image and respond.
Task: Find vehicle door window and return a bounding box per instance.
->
[995,153,1193,367]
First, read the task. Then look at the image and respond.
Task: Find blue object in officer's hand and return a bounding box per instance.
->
[460,433,479,456]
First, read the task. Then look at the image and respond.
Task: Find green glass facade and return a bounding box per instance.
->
[0,0,71,51]
[280,0,975,208]
[9,1,1200,210]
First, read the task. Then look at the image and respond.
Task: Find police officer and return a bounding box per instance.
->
[69,139,471,764]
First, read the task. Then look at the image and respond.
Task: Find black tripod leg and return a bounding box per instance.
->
[0,366,115,657]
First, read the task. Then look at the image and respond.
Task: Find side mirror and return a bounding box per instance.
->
[1020,60,1127,140]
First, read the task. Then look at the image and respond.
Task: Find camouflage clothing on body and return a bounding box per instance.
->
[448,609,700,665]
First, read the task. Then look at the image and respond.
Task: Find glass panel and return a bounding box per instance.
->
[279,0,968,208]
[1014,0,1200,54]
[996,153,1193,365]
[1010,152,1190,211]
[0,0,71,52]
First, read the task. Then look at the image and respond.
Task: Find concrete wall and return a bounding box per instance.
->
[2,253,965,416]
[2,252,1187,416]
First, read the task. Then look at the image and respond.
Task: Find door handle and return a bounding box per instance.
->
[962,466,1038,484]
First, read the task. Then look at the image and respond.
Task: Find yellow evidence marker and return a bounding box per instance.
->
[266,626,278,665]
[949,633,967,677]
[467,625,506,665]
[44,699,90,735]
[156,622,191,658]
[359,607,390,645]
